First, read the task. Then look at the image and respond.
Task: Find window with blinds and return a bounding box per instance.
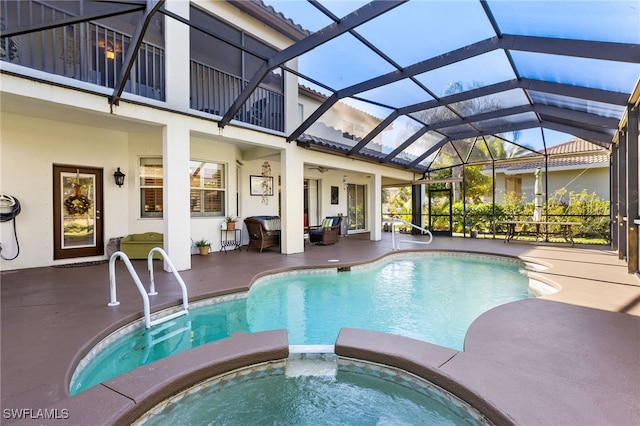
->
[140,157,163,218]
[189,160,225,216]
[139,158,226,218]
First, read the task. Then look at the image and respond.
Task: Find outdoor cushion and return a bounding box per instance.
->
[309,216,342,245]
[119,232,164,259]
[245,216,281,252]
[263,218,281,231]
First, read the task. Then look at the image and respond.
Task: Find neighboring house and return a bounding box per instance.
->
[0,0,411,271]
[492,138,610,205]
[299,86,389,149]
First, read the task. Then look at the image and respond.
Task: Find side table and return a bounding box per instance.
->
[220,228,242,252]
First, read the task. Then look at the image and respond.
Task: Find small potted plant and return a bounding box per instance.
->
[467,221,478,238]
[225,215,239,230]
[195,238,211,256]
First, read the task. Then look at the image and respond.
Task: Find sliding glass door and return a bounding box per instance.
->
[304,179,319,228]
[347,183,366,231]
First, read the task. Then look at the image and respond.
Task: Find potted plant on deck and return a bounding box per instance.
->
[195,238,211,256]
[225,215,239,231]
[467,221,478,238]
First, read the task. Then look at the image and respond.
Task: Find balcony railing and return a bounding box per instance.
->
[1,0,164,101]
[190,60,284,132]
[2,1,285,131]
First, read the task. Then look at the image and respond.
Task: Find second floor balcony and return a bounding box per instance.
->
[190,60,284,132]
[1,0,284,133]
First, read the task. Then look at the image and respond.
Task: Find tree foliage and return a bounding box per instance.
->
[463,165,491,203]
[450,189,610,242]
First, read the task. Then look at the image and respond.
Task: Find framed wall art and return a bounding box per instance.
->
[250,175,273,196]
[330,186,339,204]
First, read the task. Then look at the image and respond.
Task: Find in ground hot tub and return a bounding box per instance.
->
[133,352,493,426]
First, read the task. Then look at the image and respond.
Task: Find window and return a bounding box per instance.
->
[342,121,364,141]
[505,175,522,198]
[140,157,163,218]
[190,160,226,216]
[139,158,226,218]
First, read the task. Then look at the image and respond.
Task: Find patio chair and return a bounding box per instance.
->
[308,216,342,245]
[244,216,280,252]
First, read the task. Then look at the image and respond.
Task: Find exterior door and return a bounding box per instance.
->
[347,183,366,231]
[304,179,319,228]
[428,188,452,237]
[53,165,104,259]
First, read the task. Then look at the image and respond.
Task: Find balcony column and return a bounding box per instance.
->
[164,0,190,109]
[280,145,304,254]
[283,59,299,134]
[163,120,191,271]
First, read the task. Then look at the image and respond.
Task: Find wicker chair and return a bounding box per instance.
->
[244,216,280,252]
[308,216,342,245]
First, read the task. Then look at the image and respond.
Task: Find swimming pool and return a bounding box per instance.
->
[247,253,535,347]
[134,354,492,426]
[70,252,546,395]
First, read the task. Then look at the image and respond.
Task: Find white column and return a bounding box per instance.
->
[163,121,191,271]
[164,0,190,110]
[283,58,299,134]
[281,145,304,253]
[370,173,382,241]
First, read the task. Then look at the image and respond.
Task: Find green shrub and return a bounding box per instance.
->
[446,189,610,242]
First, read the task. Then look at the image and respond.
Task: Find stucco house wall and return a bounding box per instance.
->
[0,2,416,271]
[494,166,609,204]
[1,112,129,270]
[493,138,610,205]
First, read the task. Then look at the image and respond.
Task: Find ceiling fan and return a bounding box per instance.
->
[307,166,333,173]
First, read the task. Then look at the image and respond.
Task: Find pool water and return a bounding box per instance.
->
[135,356,491,426]
[247,254,531,347]
[70,253,534,395]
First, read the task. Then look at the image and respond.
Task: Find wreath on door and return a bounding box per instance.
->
[64,171,92,215]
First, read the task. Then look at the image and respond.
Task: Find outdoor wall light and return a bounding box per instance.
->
[342,175,348,190]
[113,167,125,187]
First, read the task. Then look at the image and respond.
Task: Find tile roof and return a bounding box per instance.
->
[495,138,610,173]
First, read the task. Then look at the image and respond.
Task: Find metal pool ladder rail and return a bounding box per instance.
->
[108,248,189,329]
[391,218,433,250]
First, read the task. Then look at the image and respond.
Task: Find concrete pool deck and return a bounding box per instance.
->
[1,234,639,424]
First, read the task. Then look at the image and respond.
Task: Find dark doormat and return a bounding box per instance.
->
[52,260,108,268]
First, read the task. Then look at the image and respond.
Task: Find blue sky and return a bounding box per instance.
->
[263,1,639,149]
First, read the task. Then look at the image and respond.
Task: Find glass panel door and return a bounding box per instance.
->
[53,165,104,259]
[347,183,366,231]
[428,188,452,237]
[304,179,319,228]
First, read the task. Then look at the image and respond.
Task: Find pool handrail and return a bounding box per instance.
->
[143,319,192,364]
[147,247,189,327]
[108,249,189,329]
[391,218,433,250]
[108,251,152,328]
